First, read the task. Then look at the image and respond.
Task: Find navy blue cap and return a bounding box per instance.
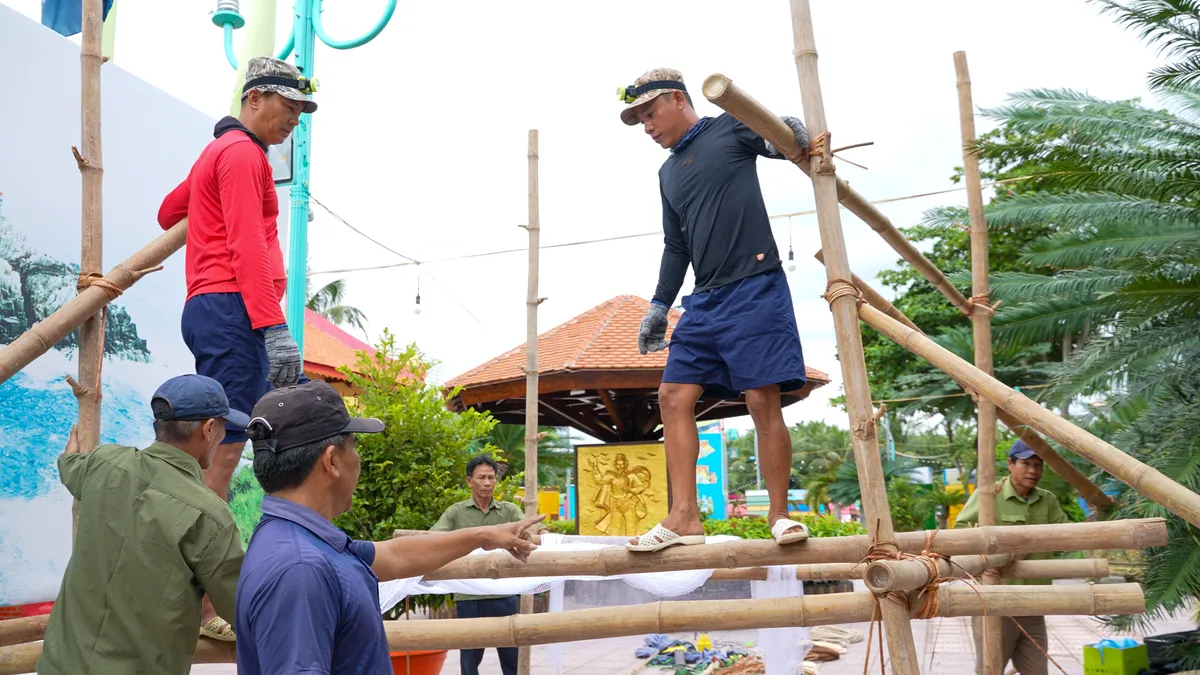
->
[151,374,250,429]
[1008,439,1037,460]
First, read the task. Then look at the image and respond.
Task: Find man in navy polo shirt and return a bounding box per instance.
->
[618,68,813,553]
[235,381,544,675]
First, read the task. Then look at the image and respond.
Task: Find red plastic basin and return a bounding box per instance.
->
[389,649,448,675]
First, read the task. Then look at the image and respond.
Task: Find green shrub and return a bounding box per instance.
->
[544,520,576,535]
[703,515,865,539]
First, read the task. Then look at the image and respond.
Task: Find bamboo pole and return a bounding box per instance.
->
[72,0,107,540]
[812,251,1115,510]
[955,50,1003,672]
[0,220,184,385]
[0,617,47,649]
[419,518,1163,581]
[865,555,1011,593]
[518,129,541,675]
[0,584,1146,673]
[0,556,1111,650]
[716,4,918,670]
[859,302,1200,526]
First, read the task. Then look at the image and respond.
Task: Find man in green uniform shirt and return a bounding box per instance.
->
[37,374,249,675]
[432,455,547,675]
[955,439,1069,675]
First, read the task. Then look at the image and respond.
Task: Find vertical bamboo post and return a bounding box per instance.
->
[71,0,107,540]
[955,50,1002,672]
[787,2,920,671]
[517,129,541,675]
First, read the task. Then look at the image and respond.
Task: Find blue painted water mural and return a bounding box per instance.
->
[0,371,150,499]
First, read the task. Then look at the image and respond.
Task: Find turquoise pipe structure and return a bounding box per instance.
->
[213,0,396,354]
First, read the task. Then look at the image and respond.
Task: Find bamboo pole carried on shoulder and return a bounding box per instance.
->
[812,251,1114,510]
[859,302,1200,527]
[0,583,1147,673]
[0,220,185,385]
[704,4,920,668]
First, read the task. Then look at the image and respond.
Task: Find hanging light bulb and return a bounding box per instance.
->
[413,271,422,315]
[786,216,797,272]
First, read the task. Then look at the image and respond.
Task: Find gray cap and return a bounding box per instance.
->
[243,57,318,114]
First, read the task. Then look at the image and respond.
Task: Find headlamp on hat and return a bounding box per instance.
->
[617,80,687,104]
[243,75,320,95]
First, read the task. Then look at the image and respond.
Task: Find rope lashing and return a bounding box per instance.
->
[969,293,1003,316]
[821,277,863,308]
[76,273,123,301]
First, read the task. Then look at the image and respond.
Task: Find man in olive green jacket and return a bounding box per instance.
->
[954,439,1069,675]
[37,374,249,675]
[432,454,547,675]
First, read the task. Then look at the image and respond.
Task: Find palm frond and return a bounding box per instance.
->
[1022,223,1200,269]
[986,269,1136,302]
[992,297,1120,345]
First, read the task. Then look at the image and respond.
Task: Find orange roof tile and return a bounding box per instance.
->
[446,295,831,389]
[302,309,375,382]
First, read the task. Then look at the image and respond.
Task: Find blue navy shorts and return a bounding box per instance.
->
[663,268,807,400]
[181,292,281,444]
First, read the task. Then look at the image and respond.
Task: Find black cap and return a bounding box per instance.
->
[152,374,249,429]
[247,380,384,453]
[1008,439,1037,460]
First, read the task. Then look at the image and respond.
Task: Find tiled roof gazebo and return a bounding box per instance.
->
[445,295,831,442]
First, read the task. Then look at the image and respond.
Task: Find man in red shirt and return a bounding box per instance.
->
[158,56,316,639]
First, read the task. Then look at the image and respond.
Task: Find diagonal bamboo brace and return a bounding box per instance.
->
[702,75,971,316]
[860,302,1200,527]
[0,219,187,385]
[812,251,1115,511]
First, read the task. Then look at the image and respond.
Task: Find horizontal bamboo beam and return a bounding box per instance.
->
[0,219,187,385]
[865,555,1011,593]
[418,519,1163,581]
[713,557,1107,582]
[812,253,1115,512]
[0,616,46,648]
[702,74,970,316]
[0,583,1145,673]
[860,303,1200,527]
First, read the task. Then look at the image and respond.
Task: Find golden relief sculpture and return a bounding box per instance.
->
[576,443,669,536]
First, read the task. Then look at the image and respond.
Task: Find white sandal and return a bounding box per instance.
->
[626,523,706,552]
[200,616,236,642]
[771,518,810,545]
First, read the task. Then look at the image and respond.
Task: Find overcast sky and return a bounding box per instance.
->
[3,0,1166,433]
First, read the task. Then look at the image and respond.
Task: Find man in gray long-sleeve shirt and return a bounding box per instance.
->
[618,67,812,553]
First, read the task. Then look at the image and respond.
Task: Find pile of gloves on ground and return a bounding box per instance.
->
[634,633,751,673]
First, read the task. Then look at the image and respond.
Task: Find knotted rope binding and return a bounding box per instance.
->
[821,277,863,309]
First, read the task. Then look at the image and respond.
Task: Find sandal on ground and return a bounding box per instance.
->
[200,616,236,642]
[771,518,810,545]
[625,523,706,552]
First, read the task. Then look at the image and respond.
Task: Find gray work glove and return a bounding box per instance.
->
[264,324,302,388]
[637,302,671,355]
[764,116,810,158]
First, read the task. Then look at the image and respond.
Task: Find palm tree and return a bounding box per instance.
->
[481,424,575,489]
[306,270,368,337]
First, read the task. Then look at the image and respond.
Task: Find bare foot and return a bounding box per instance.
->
[628,510,704,547]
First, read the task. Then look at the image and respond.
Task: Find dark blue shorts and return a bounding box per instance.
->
[663,268,807,400]
[181,292,273,444]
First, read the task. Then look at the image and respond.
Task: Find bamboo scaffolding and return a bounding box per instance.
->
[864,555,1009,593]
[0,617,47,649]
[0,583,1145,673]
[518,129,541,675]
[705,5,920,667]
[419,518,1162,581]
[812,251,1115,510]
[955,50,1003,670]
[72,0,107,539]
[0,220,184,385]
[859,302,1200,526]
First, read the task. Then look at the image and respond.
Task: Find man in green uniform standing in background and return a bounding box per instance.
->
[955,439,1069,675]
[432,455,549,675]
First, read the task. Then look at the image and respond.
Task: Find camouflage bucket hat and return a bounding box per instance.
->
[618,68,687,126]
[243,56,318,114]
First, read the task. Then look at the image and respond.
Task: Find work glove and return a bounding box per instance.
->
[637,301,671,355]
[764,116,809,158]
[264,324,302,388]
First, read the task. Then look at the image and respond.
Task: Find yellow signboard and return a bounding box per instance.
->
[575,442,669,537]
